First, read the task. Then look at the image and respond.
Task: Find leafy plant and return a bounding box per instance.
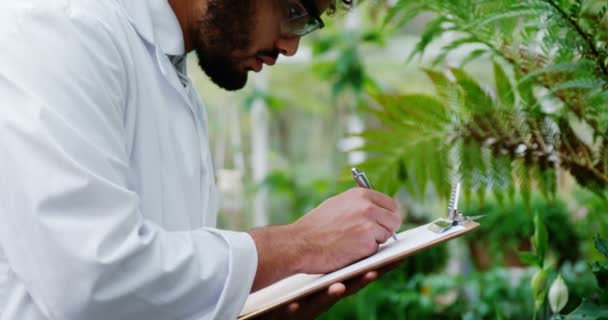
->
[321,266,536,320]
[260,169,350,223]
[465,194,580,268]
[590,235,608,302]
[357,0,608,205]
[572,186,608,258]
[519,224,608,319]
[311,26,385,98]
[561,235,608,319]
[349,0,608,318]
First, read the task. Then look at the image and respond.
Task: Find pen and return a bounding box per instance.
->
[351,168,398,241]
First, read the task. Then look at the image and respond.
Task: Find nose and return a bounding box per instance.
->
[275,36,301,57]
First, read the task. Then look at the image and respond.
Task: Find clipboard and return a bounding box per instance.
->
[238,221,479,319]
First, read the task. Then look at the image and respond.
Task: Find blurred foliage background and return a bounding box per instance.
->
[186,0,608,318]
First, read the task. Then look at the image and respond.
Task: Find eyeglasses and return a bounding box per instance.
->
[280,0,325,37]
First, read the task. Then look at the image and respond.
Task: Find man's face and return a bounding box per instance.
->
[193,0,328,91]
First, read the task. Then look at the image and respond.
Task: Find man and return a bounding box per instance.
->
[0,0,403,319]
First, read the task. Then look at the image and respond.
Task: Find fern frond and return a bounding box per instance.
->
[494,60,516,107]
[460,49,491,67]
[550,78,607,94]
[360,0,608,203]
[519,62,590,84]
[431,37,489,67]
[451,68,495,114]
[407,17,449,63]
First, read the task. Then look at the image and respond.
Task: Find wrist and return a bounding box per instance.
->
[248,223,307,291]
[283,221,308,274]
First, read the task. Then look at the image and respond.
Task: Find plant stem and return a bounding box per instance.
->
[543,0,608,78]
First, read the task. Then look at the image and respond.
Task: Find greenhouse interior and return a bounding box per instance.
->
[191,1,608,319]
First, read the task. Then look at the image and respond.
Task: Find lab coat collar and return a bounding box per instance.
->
[119,0,186,56]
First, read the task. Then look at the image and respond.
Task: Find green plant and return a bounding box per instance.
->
[260,169,351,223]
[465,195,581,269]
[589,235,608,303]
[350,0,608,318]
[572,186,608,259]
[318,242,450,320]
[311,21,386,99]
[358,0,608,203]
[321,266,537,320]
[519,218,608,319]
[558,235,608,319]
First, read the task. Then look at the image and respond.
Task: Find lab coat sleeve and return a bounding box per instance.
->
[0,3,257,320]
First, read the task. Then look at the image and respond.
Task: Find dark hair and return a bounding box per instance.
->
[327,0,354,14]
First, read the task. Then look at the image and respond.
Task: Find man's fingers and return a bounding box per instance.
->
[278,271,390,320]
[339,273,378,297]
[373,221,394,244]
[357,189,402,235]
[364,270,378,282]
[287,302,299,314]
[328,282,346,297]
[372,207,401,238]
[364,189,398,212]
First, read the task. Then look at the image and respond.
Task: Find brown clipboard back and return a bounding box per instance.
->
[239,222,479,319]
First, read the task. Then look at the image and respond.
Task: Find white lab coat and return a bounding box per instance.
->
[0,0,258,319]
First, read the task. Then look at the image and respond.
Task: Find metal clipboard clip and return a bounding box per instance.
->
[428,183,484,234]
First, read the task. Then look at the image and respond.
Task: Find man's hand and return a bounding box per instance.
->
[290,188,402,274]
[256,260,404,320]
[249,188,402,291]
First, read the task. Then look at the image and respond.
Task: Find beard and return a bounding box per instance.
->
[194,0,255,91]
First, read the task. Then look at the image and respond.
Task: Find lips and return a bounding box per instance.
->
[249,56,277,73]
[252,58,263,72]
[258,55,277,66]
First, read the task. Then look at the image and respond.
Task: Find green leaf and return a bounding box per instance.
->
[424,69,454,105]
[517,161,532,210]
[591,261,608,290]
[594,235,608,259]
[517,77,541,114]
[361,30,385,45]
[460,49,489,67]
[490,155,514,207]
[494,61,516,107]
[533,211,548,268]
[533,165,557,200]
[311,37,336,56]
[468,3,552,29]
[459,140,486,205]
[494,301,506,320]
[451,68,494,114]
[242,90,285,112]
[432,37,486,67]
[360,93,452,199]
[519,62,585,84]
[550,78,605,94]
[407,17,447,63]
[566,300,608,320]
[359,104,409,133]
[371,94,450,131]
[382,1,425,30]
[518,251,540,266]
